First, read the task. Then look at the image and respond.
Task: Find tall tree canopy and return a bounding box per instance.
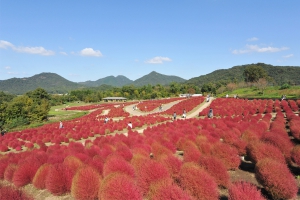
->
[243,65,268,82]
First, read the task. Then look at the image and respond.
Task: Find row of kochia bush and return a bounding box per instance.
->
[137,97,182,112]
[0,97,299,199]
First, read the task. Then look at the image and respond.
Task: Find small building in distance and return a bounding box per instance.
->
[179,94,202,98]
[102,97,127,102]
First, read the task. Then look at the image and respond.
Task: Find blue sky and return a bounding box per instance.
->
[0,0,299,82]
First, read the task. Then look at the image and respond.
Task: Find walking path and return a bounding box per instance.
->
[124,97,215,119]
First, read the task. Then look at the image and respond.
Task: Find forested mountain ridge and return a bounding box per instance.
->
[1,63,299,95]
[0,73,84,95]
[132,71,186,86]
[186,63,300,86]
[78,75,133,87]
[0,71,187,94]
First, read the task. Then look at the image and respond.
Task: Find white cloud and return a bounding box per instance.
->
[80,48,103,57]
[4,66,11,70]
[145,56,172,64]
[247,37,259,41]
[0,40,55,56]
[283,54,294,58]
[0,40,14,49]
[232,44,289,54]
[60,51,68,56]
[15,46,55,56]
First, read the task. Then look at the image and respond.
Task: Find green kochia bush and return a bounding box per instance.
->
[255,158,298,200]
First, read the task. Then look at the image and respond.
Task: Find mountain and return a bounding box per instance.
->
[186,63,300,86]
[79,75,133,87]
[0,73,84,95]
[132,71,186,86]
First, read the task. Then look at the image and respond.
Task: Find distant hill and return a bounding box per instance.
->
[1,63,298,95]
[186,63,300,86]
[0,73,84,95]
[79,75,133,87]
[132,71,186,86]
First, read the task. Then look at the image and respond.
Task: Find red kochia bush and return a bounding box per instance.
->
[198,155,230,188]
[147,179,193,200]
[12,162,41,187]
[99,173,142,200]
[211,142,240,170]
[4,164,18,182]
[179,162,219,200]
[71,166,101,200]
[32,163,51,189]
[156,154,182,179]
[150,183,194,200]
[291,145,300,166]
[228,181,266,200]
[246,142,286,164]
[103,155,135,178]
[0,184,34,200]
[0,160,8,179]
[45,163,69,195]
[137,159,171,196]
[255,158,298,200]
[183,145,201,163]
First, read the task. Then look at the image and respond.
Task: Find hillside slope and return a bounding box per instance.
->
[0,73,83,94]
[186,63,300,86]
[133,71,186,86]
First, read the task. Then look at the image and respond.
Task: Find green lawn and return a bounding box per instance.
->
[218,85,300,99]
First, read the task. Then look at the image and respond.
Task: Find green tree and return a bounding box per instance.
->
[243,65,268,83]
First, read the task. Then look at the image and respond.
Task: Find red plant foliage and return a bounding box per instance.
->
[32,163,51,189]
[183,144,201,163]
[198,155,230,188]
[149,182,194,200]
[4,163,18,182]
[71,166,101,200]
[291,145,300,166]
[45,163,69,195]
[211,142,240,170]
[246,141,286,164]
[262,132,293,162]
[228,181,266,200]
[255,158,298,200]
[99,173,142,200]
[178,162,219,200]
[0,184,34,200]
[12,162,41,187]
[151,142,173,159]
[156,154,182,179]
[103,155,135,178]
[137,159,171,196]
[0,160,8,179]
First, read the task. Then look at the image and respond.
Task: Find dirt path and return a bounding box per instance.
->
[124,98,215,119]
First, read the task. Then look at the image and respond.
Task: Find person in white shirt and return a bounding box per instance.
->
[128,121,132,129]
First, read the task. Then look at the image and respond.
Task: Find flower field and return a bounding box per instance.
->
[0,97,299,199]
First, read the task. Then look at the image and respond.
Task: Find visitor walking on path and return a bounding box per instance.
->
[208,108,213,118]
[173,112,177,121]
[128,121,133,129]
[182,109,186,118]
[59,121,64,129]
